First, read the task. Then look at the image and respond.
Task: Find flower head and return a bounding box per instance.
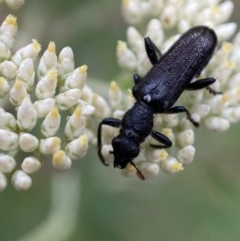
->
[0,15,95,191]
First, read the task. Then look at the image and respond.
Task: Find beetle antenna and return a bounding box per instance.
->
[130,161,145,180]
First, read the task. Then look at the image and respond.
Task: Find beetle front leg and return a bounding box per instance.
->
[150,130,172,148]
[144,37,162,65]
[186,77,222,95]
[165,106,199,127]
[97,118,121,166]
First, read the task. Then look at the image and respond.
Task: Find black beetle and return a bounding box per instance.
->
[98,26,220,180]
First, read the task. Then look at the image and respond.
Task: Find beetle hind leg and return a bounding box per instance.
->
[150,130,172,148]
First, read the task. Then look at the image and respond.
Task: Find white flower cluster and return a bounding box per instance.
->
[98,0,240,179]
[0,15,95,191]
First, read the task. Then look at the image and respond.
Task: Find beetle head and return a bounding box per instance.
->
[110,136,145,180]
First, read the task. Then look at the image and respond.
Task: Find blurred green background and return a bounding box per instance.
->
[1,0,240,241]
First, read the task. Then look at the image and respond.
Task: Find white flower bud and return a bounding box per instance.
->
[182,1,199,23]
[0,77,9,97]
[207,94,228,114]
[146,19,164,47]
[0,108,17,130]
[65,135,88,160]
[0,172,7,192]
[52,150,72,172]
[92,93,110,117]
[5,0,24,9]
[0,129,18,151]
[122,0,145,25]
[38,41,57,77]
[191,104,211,118]
[153,114,162,126]
[55,89,82,110]
[161,128,175,142]
[0,60,18,79]
[160,5,178,29]
[0,154,16,173]
[177,145,196,164]
[21,157,41,174]
[162,114,179,127]
[222,107,240,124]
[138,161,160,179]
[99,144,114,165]
[214,23,237,41]
[35,70,57,99]
[149,0,164,16]
[77,99,95,116]
[109,81,122,108]
[9,80,28,106]
[39,137,61,155]
[62,65,87,92]
[161,34,180,53]
[178,20,191,34]
[58,46,74,81]
[34,98,56,118]
[81,85,93,103]
[11,170,32,191]
[17,58,35,92]
[19,133,39,152]
[0,42,11,61]
[0,14,17,48]
[160,157,183,174]
[204,117,229,132]
[137,50,152,76]
[12,39,41,66]
[217,1,234,24]
[116,40,137,72]
[65,106,85,141]
[17,97,37,131]
[177,129,194,148]
[121,163,137,178]
[127,26,143,53]
[41,107,61,138]
[113,109,125,119]
[145,147,168,163]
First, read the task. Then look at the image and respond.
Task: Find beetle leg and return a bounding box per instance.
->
[97,118,121,166]
[150,130,172,148]
[133,74,141,85]
[144,37,162,65]
[186,77,222,94]
[165,106,199,127]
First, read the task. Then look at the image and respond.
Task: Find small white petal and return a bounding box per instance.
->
[0,129,19,151]
[0,60,18,79]
[39,137,61,155]
[55,89,82,110]
[5,0,24,9]
[41,107,61,138]
[9,80,28,106]
[17,97,37,131]
[0,77,9,97]
[52,150,72,172]
[138,161,160,179]
[177,129,194,148]
[65,135,88,160]
[21,157,41,174]
[37,41,57,78]
[177,145,196,164]
[12,170,32,191]
[116,40,137,72]
[204,117,229,132]
[64,106,86,141]
[160,157,183,174]
[34,98,56,118]
[0,154,16,173]
[19,133,39,152]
